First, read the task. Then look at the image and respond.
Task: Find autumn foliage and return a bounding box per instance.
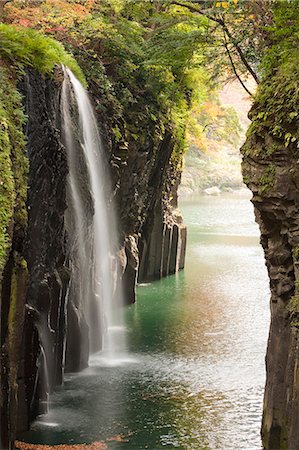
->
[15,442,108,450]
[15,433,132,449]
[4,0,96,34]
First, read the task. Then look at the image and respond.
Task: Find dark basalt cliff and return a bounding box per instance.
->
[0,67,186,448]
[85,72,187,301]
[116,129,187,293]
[5,69,71,440]
[239,9,299,447]
[242,128,299,449]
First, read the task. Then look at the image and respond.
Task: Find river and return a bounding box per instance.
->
[19,192,270,450]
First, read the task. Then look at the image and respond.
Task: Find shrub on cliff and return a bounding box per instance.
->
[244,1,299,148]
[2,0,213,164]
[0,23,86,277]
[0,23,85,85]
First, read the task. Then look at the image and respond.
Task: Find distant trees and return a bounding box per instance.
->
[2,0,294,142]
[1,0,276,96]
[119,0,274,96]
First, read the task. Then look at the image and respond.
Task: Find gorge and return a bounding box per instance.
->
[17,192,270,450]
[0,17,187,449]
[1,1,299,450]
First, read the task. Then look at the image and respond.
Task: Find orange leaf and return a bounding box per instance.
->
[15,441,108,450]
[18,19,32,27]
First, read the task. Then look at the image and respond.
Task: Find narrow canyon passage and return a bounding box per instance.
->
[18,192,270,450]
[3,4,299,449]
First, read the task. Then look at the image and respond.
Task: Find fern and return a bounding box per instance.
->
[0,24,86,86]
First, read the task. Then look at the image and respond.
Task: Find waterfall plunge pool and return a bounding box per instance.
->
[18,192,270,450]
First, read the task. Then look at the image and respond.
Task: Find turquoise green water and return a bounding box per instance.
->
[19,193,270,449]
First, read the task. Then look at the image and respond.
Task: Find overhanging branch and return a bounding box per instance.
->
[171,0,260,84]
[223,35,253,97]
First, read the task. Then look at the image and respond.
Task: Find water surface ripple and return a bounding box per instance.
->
[19,192,270,450]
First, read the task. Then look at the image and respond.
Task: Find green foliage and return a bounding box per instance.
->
[0,67,27,276]
[0,24,86,85]
[189,97,241,149]
[0,23,90,276]
[61,0,211,164]
[3,0,248,169]
[246,1,299,148]
[293,246,299,262]
[288,280,299,328]
[258,164,276,194]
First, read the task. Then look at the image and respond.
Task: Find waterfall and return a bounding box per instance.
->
[61,67,126,364]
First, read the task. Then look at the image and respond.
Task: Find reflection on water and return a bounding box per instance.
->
[19,192,270,449]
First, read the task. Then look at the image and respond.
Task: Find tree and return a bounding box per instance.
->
[168,0,274,95]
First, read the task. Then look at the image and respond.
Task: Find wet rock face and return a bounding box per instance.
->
[113,131,187,291]
[1,69,69,448]
[81,73,188,300]
[18,69,93,426]
[138,205,186,282]
[18,69,71,429]
[122,234,139,304]
[1,68,187,448]
[242,133,299,450]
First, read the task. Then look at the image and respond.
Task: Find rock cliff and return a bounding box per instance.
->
[115,128,187,292]
[239,6,299,447]
[12,68,72,434]
[83,60,187,301]
[0,63,187,448]
[242,117,299,449]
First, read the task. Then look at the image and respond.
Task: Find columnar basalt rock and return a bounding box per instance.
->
[1,64,187,448]
[242,132,299,450]
[0,69,70,448]
[109,123,187,296]
[18,68,71,426]
[138,206,186,282]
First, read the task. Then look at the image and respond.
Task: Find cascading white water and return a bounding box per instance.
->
[61,67,126,363]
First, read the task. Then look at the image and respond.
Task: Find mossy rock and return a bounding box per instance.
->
[0,25,87,277]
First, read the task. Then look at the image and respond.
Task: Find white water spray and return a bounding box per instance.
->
[61,67,126,363]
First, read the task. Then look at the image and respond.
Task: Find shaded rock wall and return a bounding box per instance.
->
[19,68,99,424]
[242,132,299,450]
[113,130,187,295]
[18,69,70,428]
[1,69,91,447]
[138,205,186,282]
[0,69,70,449]
[0,67,187,448]
[1,253,28,450]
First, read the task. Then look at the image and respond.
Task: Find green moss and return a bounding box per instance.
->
[243,5,299,160]
[247,63,299,148]
[0,25,89,277]
[8,267,18,341]
[293,246,299,262]
[0,121,15,271]
[0,67,27,276]
[266,142,281,157]
[258,164,276,194]
[0,24,86,86]
[288,280,299,327]
[246,22,299,153]
[243,175,250,185]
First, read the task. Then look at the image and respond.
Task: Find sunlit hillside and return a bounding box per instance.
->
[180,80,254,195]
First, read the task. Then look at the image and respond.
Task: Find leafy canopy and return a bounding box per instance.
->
[0,23,86,85]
